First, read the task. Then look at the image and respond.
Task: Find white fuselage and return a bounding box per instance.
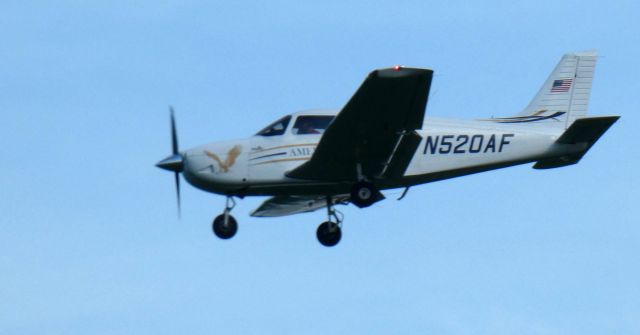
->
[181,112,577,196]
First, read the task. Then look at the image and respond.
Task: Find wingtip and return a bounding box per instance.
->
[373,67,433,78]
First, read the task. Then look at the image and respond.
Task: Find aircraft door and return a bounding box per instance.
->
[249,115,292,182]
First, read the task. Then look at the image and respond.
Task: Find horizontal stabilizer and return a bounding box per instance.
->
[555,116,620,144]
[534,116,619,169]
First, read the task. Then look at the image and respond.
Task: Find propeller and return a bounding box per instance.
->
[156,106,184,217]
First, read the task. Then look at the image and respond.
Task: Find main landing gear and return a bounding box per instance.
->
[316,197,343,247]
[212,196,238,239]
[316,180,380,246]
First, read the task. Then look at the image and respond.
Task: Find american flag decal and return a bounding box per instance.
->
[550,78,573,93]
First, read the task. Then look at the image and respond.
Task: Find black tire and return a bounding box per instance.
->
[316,221,341,247]
[350,181,376,208]
[212,214,238,239]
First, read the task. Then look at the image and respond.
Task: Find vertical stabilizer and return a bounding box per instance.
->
[516,51,598,128]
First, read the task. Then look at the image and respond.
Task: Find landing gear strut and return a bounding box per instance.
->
[212,196,238,239]
[316,197,343,247]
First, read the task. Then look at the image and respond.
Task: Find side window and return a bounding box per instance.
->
[255,115,291,137]
[292,115,335,135]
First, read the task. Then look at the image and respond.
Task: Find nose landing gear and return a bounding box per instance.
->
[212,196,238,239]
[316,197,343,247]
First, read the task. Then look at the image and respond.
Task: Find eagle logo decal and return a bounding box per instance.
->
[204,145,242,173]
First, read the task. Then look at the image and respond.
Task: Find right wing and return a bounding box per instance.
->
[251,195,349,217]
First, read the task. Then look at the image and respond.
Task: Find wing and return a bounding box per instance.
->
[286,67,433,181]
[251,195,349,217]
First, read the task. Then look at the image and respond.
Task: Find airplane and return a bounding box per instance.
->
[156,51,618,247]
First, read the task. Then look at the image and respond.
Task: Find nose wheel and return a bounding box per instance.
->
[212,196,238,239]
[316,197,343,247]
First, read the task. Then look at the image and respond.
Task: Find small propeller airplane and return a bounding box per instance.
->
[157,51,618,247]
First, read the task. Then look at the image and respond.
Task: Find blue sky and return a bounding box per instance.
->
[1,1,639,334]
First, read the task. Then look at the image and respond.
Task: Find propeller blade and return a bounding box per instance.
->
[156,106,183,218]
[170,106,179,155]
[175,171,181,218]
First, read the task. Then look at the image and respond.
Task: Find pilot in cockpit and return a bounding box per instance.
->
[298,119,320,134]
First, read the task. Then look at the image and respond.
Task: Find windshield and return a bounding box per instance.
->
[255,115,291,136]
[292,115,335,135]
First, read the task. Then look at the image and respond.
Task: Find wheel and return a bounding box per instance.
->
[316,221,341,247]
[350,181,376,208]
[212,213,238,239]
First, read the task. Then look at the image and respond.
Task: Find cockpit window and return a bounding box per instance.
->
[255,115,291,137]
[292,115,335,135]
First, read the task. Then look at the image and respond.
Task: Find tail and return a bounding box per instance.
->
[492,51,598,129]
[519,50,598,128]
